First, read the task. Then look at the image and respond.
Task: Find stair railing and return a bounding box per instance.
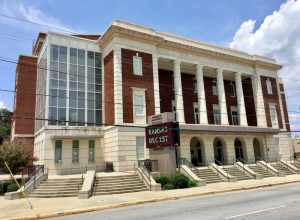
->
[137,160,158,191]
[214,159,230,180]
[178,158,197,171]
[236,158,248,175]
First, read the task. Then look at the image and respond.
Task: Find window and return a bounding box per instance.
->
[213,104,221,125]
[229,82,236,97]
[193,103,200,124]
[266,79,273,95]
[72,140,79,163]
[133,55,142,76]
[231,106,239,125]
[136,137,145,160]
[133,93,145,116]
[88,140,95,163]
[212,79,218,96]
[54,140,62,163]
[269,103,278,128]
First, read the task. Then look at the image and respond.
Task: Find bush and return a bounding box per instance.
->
[154,176,170,187]
[162,183,174,190]
[6,183,19,192]
[0,181,10,194]
[171,173,190,189]
[188,180,197,187]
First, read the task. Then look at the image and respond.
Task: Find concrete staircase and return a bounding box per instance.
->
[271,162,294,175]
[192,167,224,184]
[291,160,300,170]
[247,164,275,178]
[93,174,148,196]
[29,178,82,198]
[222,165,253,181]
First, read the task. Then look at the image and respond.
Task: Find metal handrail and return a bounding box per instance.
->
[178,158,196,171]
[137,160,158,191]
[236,158,248,175]
[214,158,229,179]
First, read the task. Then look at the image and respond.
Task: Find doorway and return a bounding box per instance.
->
[190,137,204,166]
[214,138,225,165]
[234,138,245,162]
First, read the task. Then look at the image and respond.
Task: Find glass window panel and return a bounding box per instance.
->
[50,79,58,89]
[78,74,85,82]
[95,93,102,109]
[54,140,62,163]
[95,68,102,84]
[78,109,85,125]
[58,108,66,125]
[69,109,77,125]
[88,140,95,162]
[88,93,94,109]
[50,45,59,62]
[50,61,58,72]
[87,68,94,83]
[78,82,85,91]
[70,48,77,64]
[48,107,57,125]
[70,64,77,76]
[96,110,102,124]
[59,47,67,63]
[58,90,67,107]
[78,91,85,108]
[87,110,94,125]
[49,89,58,107]
[78,49,85,66]
[87,51,94,67]
[133,56,142,76]
[95,53,101,68]
[95,84,101,92]
[59,80,67,90]
[88,84,94,92]
[50,71,58,79]
[72,141,79,163]
[69,73,77,82]
[59,63,67,80]
[69,81,77,91]
[69,91,77,108]
[136,137,145,160]
[78,66,85,76]
[134,94,144,115]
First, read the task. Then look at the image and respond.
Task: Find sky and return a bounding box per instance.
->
[0,0,299,135]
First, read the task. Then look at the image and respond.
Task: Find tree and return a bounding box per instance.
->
[0,143,32,174]
[0,108,12,145]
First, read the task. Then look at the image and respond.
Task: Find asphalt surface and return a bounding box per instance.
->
[51,182,300,220]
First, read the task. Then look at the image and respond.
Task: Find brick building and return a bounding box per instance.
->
[12,21,292,174]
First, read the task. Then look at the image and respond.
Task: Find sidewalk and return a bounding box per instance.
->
[2,174,300,220]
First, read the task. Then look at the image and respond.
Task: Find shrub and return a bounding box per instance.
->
[171,173,190,189]
[0,181,10,194]
[154,176,170,187]
[162,183,174,190]
[6,183,19,192]
[188,180,197,187]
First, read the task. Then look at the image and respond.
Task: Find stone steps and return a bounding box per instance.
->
[223,166,252,181]
[93,174,147,196]
[271,163,294,175]
[193,168,224,184]
[248,165,274,178]
[29,178,82,198]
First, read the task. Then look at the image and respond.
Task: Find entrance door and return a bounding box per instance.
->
[234,139,244,162]
[214,139,224,165]
[253,138,262,161]
[190,137,203,166]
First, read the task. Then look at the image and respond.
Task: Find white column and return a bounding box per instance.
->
[152,53,161,115]
[217,68,229,125]
[252,74,267,127]
[196,64,208,124]
[235,72,248,126]
[173,60,185,123]
[113,46,123,124]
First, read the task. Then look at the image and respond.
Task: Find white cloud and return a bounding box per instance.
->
[0,101,6,109]
[0,0,73,33]
[230,0,300,131]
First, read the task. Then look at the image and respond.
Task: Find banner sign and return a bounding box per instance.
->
[145,122,180,149]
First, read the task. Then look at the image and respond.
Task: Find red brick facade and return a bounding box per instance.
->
[121,49,155,123]
[279,83,290,131]
[224,80,238,125]
[182,73,197,124]
[242,78,257,126]
[204,77,219,124]
[261,76,283,128]
[159,69,174,113]
[104,51,114,125]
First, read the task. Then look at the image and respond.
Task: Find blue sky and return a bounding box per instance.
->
[0,0,299,134]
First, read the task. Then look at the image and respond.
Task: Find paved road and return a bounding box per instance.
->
[52,183,300,220]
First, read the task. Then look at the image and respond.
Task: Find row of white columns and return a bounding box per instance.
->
[171,60,267,127]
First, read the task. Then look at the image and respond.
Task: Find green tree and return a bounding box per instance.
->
[0,108,12,145]
[0,143,32,174]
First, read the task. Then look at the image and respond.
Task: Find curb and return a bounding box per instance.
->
[7,179,300,220]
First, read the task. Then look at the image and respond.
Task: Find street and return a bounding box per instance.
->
[51,182,300,220]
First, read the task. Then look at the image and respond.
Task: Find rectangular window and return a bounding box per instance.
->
[269,103,278,128]
[231,106,239,125]
[133,93,145,116]
[266,79,273,95]
[88,140,95,163]
[136,137,145,160]
[229,82,236,97]
[133,56,142,76]
[212,79,218,96]
[193,103,200,124]
[72,140,79,163]
[213,104,221,125]
[54,140,62,163]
